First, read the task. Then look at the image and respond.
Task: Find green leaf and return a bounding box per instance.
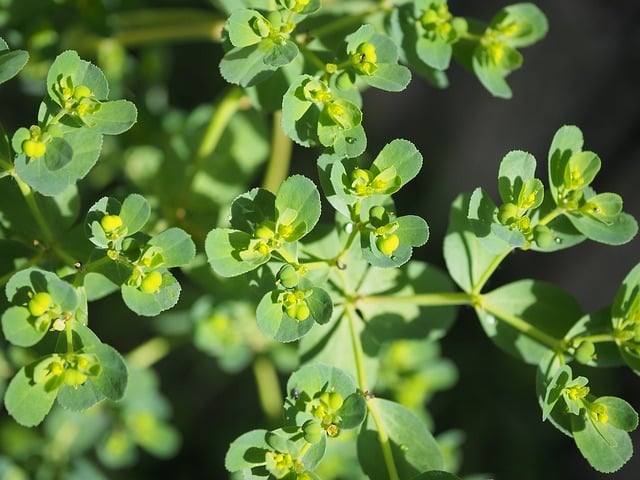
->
[262,39,299,68]
[13,127,103,197]
[326,123,367,159]
[548,125,584,201]
[565,210,637,246]
[468,187,523,254]
[571,411,634,473]
[490,3,549,48]
[471,49,515,99]
[598,396,639,432]
[5,267,78,312]
[277,0,320,15]
[46,50,109,105]
[256,290,314,342]
[345,25,412,92]
[220,45,278,87]
[227,9,268,48]
[147,228,196,268]
[541,364,572,421]
[205,228,269,277]
[119,193,151,235]
[275,175,321,241]
[121,271,181,316]
[357,398,444,479]
[478,280,582,364]
[386,5,450,88]
[529,195,585,252]
[0,46,29,85]
[564,307,622,368]
[306,287,333,325]
[82,99,138,135]
[299,307,380,387]
[230,187,277,233]
[497,150,538,204]
[4,364,58,427]
[317,100,363,146]
[1,306,48,348]
[56,381,106,412]
[443,193,500,293]
[91,343,128,401]
[225,429,271,472]
[357,261,458,342]
[416,36,452,71]
[265,427,327,470]
[284,363,366,430]
[372,139,422,192]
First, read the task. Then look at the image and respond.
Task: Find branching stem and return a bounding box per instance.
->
[471,249,512,294]
[479,298,562,351]
[358,291,472,307]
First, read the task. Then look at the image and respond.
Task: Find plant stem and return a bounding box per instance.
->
[538,207,564,226]
[126,336,172,369]
[12,175,78,266]
[252,354,283,426]
[366,400,401,480]
[111,10,225,46]
[358,291,472,307]
[178,87,246,210]
[14,176,55,243]
[479,298,562,351]
[262,110,293,194]
[308,7,379,39]
[345,306,367,389]
[471,249,511,295]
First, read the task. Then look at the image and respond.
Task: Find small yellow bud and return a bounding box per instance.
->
[23,139,47,158]
[28,292,53,317]
[140,270,163,293]
[376,234,400,256]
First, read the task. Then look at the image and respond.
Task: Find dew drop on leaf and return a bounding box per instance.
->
[486,315,497,326]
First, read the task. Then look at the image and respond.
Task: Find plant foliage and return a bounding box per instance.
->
[0,1,638,479]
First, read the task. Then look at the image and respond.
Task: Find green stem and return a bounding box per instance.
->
[262,110,293,194]
[126,337,172,369]
[358,291,473,307]
[366,400,401,480]
[479,298,562,351]
[471,249,512,295]
[538,207,564,226]
[308,8,379,39]
[252,355,283,426]
[111,10,225,46]
[178,87,245,209]
[576,332,616,344]
[345,306,367,389]
[14,176,55,243]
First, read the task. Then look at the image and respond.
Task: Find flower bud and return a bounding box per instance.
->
[140,270,163,293]
[28,292,53,317]
[376,234,400,256]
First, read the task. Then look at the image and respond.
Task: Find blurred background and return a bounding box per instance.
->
[1,0,639,479]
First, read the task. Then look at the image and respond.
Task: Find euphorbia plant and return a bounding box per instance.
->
[0,1,638,479]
